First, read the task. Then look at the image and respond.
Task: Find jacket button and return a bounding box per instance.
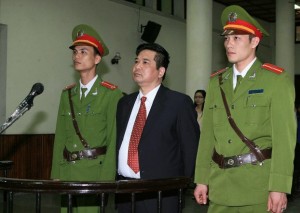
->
[228,139,232,144]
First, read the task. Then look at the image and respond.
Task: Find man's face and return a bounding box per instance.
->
[72,45,101,73]
[224,34,258,65]
[132,50,165,87]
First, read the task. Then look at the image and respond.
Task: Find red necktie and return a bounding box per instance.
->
[128,96,147,173]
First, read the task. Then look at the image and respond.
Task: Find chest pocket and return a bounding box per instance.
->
[82,105,106,131]
[211,104,227,126]
[60,110,73,131]
[245,94,270,125]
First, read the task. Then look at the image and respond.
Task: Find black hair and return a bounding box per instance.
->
[136,43,170,81]
[93,46,101,56]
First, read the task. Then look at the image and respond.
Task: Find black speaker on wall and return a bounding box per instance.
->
[141,21,161,43]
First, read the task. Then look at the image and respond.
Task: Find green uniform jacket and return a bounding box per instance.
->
[194,59,296,206]
[51,77,123,181]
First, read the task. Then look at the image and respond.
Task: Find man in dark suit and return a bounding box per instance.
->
[116,43,200,213]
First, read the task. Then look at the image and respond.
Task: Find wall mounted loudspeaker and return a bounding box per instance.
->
[141,21,161,43]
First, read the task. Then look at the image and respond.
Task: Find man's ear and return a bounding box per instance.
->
[95,54,102,65]
[251,36,260,49]
[158,67,166,78]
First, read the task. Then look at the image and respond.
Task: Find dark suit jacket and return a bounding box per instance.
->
[116,85,200,179]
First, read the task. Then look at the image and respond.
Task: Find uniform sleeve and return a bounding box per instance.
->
[177,95,200,177]
[268,72,296,193]
[50,92,67,179]
[99,88,123,181]
[194,79,216,184]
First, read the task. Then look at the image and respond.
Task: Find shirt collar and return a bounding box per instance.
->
[233,57,257,78]
[80,75,98,92]
[138,84,161,104]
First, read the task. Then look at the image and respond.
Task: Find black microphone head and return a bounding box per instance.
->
[31,83,44,96]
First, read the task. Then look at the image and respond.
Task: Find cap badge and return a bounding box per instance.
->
[76,29,84,38]
[228,12,237,22]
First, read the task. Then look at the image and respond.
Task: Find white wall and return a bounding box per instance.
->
[0,0,297,134]
[0,0,186,133]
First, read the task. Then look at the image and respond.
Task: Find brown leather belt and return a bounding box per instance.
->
[63,146,107,162]
[212,148,272,169]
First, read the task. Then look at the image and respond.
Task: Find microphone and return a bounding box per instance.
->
[0,83,44,134]
[18,83,44,110]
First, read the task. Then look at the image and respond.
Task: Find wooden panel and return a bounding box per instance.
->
[0,134,54,179]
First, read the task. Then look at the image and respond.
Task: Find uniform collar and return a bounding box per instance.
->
[80,75,98,94]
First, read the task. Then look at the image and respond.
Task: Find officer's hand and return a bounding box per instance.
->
[267,191,287,213]
[194,184,208,205]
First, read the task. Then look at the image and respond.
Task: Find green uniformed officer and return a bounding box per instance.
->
[51,24,123,213]
[194,5,296,213]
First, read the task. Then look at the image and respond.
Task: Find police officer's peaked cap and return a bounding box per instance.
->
[69,24,109,57]
[221,5,269,40]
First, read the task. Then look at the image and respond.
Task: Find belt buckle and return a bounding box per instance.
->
[249,153,261,166]
[84,148,97,160]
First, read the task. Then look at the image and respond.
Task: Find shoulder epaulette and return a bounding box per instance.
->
[210,67,228,78]
[63,83,76,91]
[101,81,118,90]
[262,63,284,74]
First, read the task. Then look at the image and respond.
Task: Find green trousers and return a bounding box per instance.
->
[208,202,267,213]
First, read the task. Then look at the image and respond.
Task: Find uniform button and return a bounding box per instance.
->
[78,112,81,116]
[73,144,77,148]
[231,105,235,109]
[228,139,232,144]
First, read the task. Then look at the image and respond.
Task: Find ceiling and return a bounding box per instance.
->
[215,0,300,23]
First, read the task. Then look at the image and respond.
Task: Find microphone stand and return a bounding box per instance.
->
[0,103,32,134]
[0,82,44,134]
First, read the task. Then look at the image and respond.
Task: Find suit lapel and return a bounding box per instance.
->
[141,85,166,138]
[119,93,138,143]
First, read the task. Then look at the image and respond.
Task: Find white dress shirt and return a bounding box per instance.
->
[79,75,98,98]
[233,57,256,89]
[118,84,161,178]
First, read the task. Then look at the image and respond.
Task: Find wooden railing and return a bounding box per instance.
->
[0,176,191,213]
[0,134,191,212]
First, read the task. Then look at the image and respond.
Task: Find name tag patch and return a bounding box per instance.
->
[248,89,264,94]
